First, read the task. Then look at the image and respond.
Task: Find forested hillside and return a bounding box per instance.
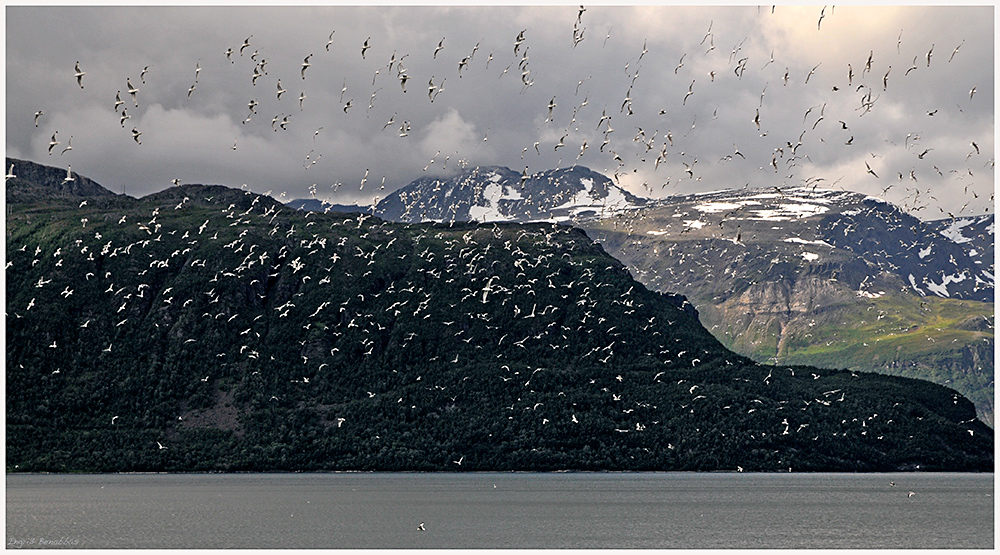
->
[6,158,992,472]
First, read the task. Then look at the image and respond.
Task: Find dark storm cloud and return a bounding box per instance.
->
[6,5,993,218]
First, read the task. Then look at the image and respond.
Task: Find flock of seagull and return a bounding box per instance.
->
[8,6,988,482]
[10,176,950,469]
[18,6,989,223]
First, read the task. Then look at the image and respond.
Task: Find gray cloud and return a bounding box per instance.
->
[6,5,993,217]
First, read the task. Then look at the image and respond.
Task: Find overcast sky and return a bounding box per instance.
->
[5,4,994,220]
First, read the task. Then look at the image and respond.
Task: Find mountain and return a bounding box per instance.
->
[585,187,995,425]
[927,215,994,277]
[373,165,645,224]
[6,157,992,472]
[347,167,995,425]
[6,157,121,202]
[286,198,373,214]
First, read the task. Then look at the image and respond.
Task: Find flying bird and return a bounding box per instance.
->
[949,40,964,62]
[127,78,139,106]
[74,61,86,88]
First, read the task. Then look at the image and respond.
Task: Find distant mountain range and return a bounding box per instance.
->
[285,198,372,214]
[6,156,993,472]
[291,165,994,425]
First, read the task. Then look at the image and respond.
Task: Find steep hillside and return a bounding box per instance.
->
[6,159,992,472]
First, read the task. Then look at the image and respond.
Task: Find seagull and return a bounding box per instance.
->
[683,80,694,104]
[417,523,426,531]
[325,30,335,51]
[452,455,464,466]
[240,35,252,56]
[131,127,142,144]
[127,78,139,106]
[276,79,287,99]
[301,54,312,79]
[804,62,821,84]
[865,160,878,178]
[140,65,149,84]
[434,37,445,58]
[361,37,370,59]
[74,61,86,88]
[514,29,526,55]
[5,163,15,181]
[60,136,73,155]
[63,165,74,183]
[48,131,60,154]
[34,110,43,126]
[156,441,168,450]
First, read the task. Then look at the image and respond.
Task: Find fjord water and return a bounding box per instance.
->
[6,472,992,549]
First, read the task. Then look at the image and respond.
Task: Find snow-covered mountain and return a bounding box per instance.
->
[632,187,994,303]
[928,214,994,282]
[372,165,644,224]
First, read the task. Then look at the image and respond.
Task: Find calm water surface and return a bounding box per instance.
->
[6,472,993,549]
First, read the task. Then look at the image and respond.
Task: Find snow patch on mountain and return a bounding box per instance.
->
[785,238,835,248]
[940,219,977,244]
[923,271,970,298]
[468,181,515,222]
